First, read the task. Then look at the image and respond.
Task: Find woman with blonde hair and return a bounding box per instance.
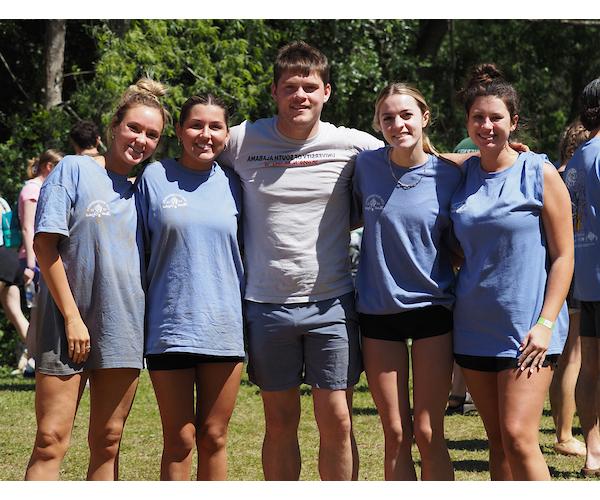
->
[25,78,169,480]
[353,82,462,480]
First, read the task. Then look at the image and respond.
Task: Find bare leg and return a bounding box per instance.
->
[0,284,29,343]
[86,368,139,480]
[411,333,454,480]
[345,388,359,480]
[261,388,301,480]
[461,368,512,480]
[150,368,196,480]
[25,372,87,480]
[550,310,585,455]
[312,388,353,480]
[576,337,600,470]
[363,337,415,480]
[498,367,553,480]
[195,362,243,480]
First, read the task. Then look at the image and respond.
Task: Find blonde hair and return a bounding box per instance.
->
[26,149,63,178]
[372,83,438,155]
[107,77,170,145]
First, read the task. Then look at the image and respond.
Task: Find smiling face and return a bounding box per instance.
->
[271,69,331,140]
[176,104,229,170]
[377,93,429,153]
[467,95,518,152]
[110,105,163,173]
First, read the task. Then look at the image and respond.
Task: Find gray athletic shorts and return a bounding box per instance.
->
[245,292,362,391]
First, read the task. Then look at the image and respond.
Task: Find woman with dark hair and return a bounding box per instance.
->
[563,76,600,477]
[136,94,244,480]
[25,78,168,480]
[450,64,573,480]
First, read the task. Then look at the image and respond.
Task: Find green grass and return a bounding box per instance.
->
[0,366,590,481]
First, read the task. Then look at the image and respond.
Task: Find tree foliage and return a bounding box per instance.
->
[1,19,600,364]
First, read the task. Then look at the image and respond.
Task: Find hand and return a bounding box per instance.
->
[509,141,530,153]
[23,267,35,285]
[64,316,91,365]
[518,323,552,373]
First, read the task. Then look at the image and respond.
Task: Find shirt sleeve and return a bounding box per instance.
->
[34,158,79,237]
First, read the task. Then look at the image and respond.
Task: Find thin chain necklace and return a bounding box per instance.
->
[387,147,428,190]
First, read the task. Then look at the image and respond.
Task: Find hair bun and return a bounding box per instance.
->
[468,63,504,89]
[133,77,168,99]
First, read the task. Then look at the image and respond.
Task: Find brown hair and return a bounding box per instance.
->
[372,82,438,155]
[273,41,329,86]
[559,119,589,165]
[107,77,170,145]
[179,94,229,129]
[461,63,519,119]
[26,149,63,178]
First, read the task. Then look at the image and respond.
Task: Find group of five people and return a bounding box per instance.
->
[21,41,600,481]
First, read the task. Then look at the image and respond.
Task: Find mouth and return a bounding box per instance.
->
[128,145,145,158]
[193,143,213,153]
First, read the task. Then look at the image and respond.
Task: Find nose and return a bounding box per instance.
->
[393,116,405,129]
[293,86,308,100]
[199,124,211,137]
[481,117,493,129]
[134,131,148,145]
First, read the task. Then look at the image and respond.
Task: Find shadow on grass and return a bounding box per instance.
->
[0,382,35,392]
[453,459,489,472]
[353,406,378,416]
[540,426,582,435]
[550,466,585,480]
[448,438,488,452]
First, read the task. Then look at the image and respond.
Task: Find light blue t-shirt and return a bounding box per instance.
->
[136,159,245,357]
[353,149,462,314]
[34,155,145,372]
[563,137,600,301]
[450,152,568,358]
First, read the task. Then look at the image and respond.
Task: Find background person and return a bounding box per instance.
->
[353,83,461,480]
[18,149,63,373]
[564,77,600,478]
[549,119,589,457]
[69,120,105,167]
[25,78,168,480]
[450,64,573,480]
[137,94,244,480]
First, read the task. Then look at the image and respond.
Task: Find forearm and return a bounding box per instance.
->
[22,226,36,268]
[34,234,81,323]
[539,253,573,323]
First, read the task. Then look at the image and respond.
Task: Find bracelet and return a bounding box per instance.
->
[536,316,554,329]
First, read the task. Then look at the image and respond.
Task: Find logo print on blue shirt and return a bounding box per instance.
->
[85,200,111,218]
[162,194,188,209]
[365,194,385,212]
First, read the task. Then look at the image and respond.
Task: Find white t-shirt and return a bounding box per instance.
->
[219,117,383,303]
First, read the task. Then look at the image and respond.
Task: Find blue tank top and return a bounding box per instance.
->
[353,148,462,314]
[563,137,600,301]
[450,152,568,358]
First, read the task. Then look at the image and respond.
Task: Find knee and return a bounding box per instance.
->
[88,424,124,459]
[383,420,413,453]
[33,428,70,461]
[163,424,196,456]
[501,423,537,460]
[265,408,300,439]
[317,409,352,442]
[197,424,228,455]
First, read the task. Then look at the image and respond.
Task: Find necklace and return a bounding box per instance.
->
[387,147,428,190]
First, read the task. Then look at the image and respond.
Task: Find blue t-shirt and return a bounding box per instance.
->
[136,159,245,357]
[450,152,568,358]
[353,149,462,314]
[563,137,600,301]
[34,155,145,371]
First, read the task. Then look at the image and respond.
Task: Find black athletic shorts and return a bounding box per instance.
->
[580,301,600,338]
[0,246,23,286]
[454,353,560,372]
[359,305,452,342]
[146,352,245,371]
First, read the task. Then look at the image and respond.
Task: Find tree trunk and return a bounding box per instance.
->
[44,20,66,109]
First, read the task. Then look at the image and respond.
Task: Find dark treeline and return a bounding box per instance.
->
[1,19,599,206]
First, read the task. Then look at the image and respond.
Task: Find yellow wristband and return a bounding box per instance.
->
[536,316,554,329]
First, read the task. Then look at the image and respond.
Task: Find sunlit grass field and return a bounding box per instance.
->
[0,367,591,481]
